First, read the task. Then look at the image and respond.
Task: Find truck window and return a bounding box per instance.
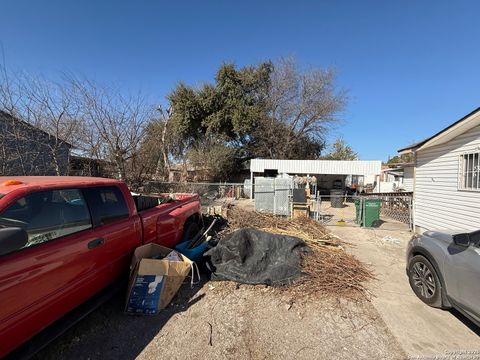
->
[0,189,92,252]
[83,186,129,226]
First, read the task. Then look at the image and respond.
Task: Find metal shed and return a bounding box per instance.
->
[249,159,382,198]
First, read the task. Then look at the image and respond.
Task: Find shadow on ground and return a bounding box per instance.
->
[450,309,480,336]
[32,275,209,360]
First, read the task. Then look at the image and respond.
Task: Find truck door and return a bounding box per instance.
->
[82,185,141,281]
[0,188,105,357]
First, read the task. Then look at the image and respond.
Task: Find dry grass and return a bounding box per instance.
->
[222,205,374,299]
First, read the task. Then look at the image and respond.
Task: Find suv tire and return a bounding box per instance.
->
[408,255,443,308]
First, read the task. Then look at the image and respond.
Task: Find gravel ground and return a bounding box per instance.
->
[36,278,406,360]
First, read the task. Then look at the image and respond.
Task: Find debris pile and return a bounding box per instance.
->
[205,228,308,286]
[223,205,340,246]
[215,205,374,299]
[293,243,374,299]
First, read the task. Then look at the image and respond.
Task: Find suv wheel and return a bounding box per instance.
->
[408,255,443,308]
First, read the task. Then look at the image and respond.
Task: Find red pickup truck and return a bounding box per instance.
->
[0,176,202,357]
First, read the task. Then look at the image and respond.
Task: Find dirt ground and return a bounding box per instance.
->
[36,278,405,360]
[31,200,410,360]
[323,202,480,358]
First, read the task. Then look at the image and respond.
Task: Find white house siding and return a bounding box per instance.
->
[403,167,414,192]
[415,124,480,232]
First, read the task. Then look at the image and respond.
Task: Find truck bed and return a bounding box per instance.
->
[136,193,201,248]
[132,193,199,212]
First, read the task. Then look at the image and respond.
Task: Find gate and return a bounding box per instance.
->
[254,178,275,213]
[362,192,413,229]
[254,177,292,216]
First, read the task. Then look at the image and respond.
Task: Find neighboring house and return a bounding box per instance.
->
[399,107,480,232]
[0,110,70,176]
[403,165,414,192]
[168,164,214,183]
[376,163,415,192]
[69,154,112,177]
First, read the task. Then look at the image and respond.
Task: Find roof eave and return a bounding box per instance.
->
[398,107,480,155]
[416,108,480,152]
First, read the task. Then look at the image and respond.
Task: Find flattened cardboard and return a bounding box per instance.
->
[126,243,192,315]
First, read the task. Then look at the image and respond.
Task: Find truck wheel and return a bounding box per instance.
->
[182,221,200,242]
[408,255,443,308]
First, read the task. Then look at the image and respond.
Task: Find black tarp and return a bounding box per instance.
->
[204,228,309,286]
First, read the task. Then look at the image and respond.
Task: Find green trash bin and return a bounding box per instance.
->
[363,198,381,227]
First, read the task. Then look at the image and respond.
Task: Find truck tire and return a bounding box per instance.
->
[182,221,200,242]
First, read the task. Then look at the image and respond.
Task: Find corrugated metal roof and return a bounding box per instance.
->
[250,159,382,176]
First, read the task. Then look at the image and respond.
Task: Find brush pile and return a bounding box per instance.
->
[218,205,374,299]
[224,205,340,246]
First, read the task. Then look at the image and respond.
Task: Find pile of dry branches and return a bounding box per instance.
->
[293,243,374,299]
[224,205,340,246]
[222,205,374,299]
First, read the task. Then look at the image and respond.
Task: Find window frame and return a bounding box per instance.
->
[82,186,130,227]
[458,152,480,192]
[0,187,94,256]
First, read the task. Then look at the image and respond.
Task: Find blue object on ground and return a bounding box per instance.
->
[175,240,209,262]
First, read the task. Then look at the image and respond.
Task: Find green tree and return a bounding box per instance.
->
[321,138,358,160]
[386,153,413,165]
[166,62,272,180]
[156,58,347,180]
[168,62,272,147]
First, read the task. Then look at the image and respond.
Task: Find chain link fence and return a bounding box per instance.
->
[307,193,413,230]
[141,182,413,230]
[142,181,246,206]
[361,192,413,226]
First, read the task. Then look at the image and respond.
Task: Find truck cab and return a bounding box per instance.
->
[0,176,201,357]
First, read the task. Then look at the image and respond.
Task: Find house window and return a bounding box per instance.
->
[459,152,480,190]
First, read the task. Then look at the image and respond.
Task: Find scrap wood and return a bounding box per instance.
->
[216,205,373,299]
[288,242,375,299]
[260,227,340,248]
[223,205,342,247]
[207,322,213,346]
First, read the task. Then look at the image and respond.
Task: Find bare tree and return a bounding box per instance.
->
[265,57,347,158]
[70,77,151,182]
[153,106,173,179]
[19,75,83,175]
[0,66,76,175]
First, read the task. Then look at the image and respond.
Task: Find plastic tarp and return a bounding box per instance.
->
[204,228,309,285]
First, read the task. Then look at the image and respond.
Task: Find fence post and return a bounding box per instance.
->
[411,198,415,233]
[273,181,277,215]
[250,171,253,199]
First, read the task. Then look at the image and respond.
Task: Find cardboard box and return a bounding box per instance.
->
[125,243,192,315]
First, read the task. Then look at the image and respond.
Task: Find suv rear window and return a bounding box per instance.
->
[83,186,129,226]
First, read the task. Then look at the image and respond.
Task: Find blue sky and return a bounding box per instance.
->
[0,0,479,161]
